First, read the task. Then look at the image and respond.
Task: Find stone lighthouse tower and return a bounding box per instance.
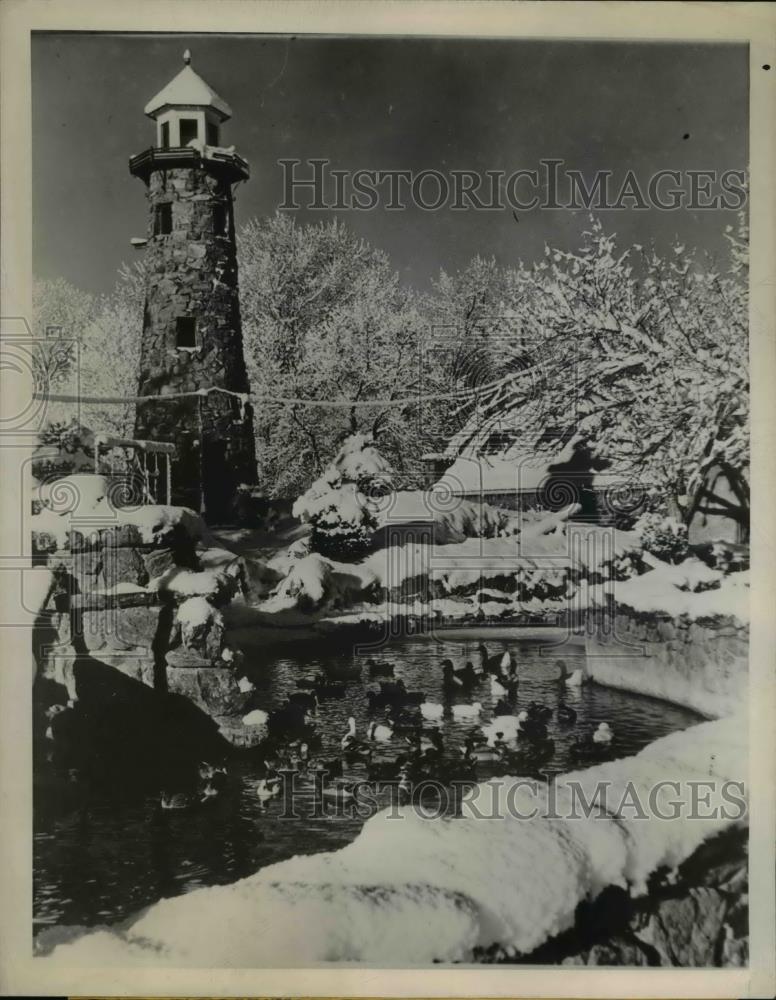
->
[130,51,256,520]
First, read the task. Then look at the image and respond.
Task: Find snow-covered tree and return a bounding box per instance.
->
[450,218,749,533]
[33,265,144,439]
[239,213,437,497]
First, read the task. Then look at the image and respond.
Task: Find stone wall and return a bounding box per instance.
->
[584,604,748,718]
[134,164,255,515]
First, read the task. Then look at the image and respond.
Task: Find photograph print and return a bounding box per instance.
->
[20,18,761,978]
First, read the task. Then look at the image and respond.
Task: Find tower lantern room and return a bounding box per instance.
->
[144,49,230,150]
[129,52,256,521]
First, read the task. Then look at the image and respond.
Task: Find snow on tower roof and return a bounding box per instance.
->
[144,50,232,120]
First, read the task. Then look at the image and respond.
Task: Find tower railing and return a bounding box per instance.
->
[128,145,249,183]
[93,434,176,505]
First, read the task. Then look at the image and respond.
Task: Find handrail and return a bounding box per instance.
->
[93,433,175,504]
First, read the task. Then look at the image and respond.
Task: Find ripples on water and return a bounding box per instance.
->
[34,631,702,931]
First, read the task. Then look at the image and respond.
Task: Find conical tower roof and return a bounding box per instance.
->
[144,51,232,120]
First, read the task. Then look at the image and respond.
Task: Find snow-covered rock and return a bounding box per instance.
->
[175,597,225,663]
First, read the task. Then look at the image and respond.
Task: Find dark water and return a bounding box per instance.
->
[34,632,702,933]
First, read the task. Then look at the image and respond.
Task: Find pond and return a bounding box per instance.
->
[34,629,703,933]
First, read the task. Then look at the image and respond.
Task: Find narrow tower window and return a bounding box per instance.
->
[213,203,229,237]
[179,118,199,145]
[176,316,197,348]
[160,121,170,148]
[206,121,219,146]
[154,203,172,236]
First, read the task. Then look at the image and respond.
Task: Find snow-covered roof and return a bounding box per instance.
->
[437,456,546,494]
[437,434,582,495]
[144,56,232,120]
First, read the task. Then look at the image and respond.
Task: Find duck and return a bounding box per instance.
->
[506,737,555,767]
[320,780,356,802]
[498,650,517,677]
[477,643,507,674]
[444,658,480,686]
[420,701,444,722]
[517,713,549,743]
[267,702,309,739]
[313,679,346,699]
[437,755,477,784]
[367,689,391,711]
[340,716,359,750]
[462,659,482,680]
[490,676,518,699]
[557,702,577,725]
[442,661,465,691]
[452,702,482,720]
[237,675,255,694]
[368,681,419,710]
[288,690,318,712]
[198,761,227,782]
[406,728,444,757]
[463,738,502,763]
[307,756,343,779]
[160,791,199,811]
[557,660,585,688]
[327,662,362,682]
[593,722,613,744]
[385,705,422,730]
[366,753,407,782]
[366,658,394,677]
[256,777,282,806]
[367,719,394,743]
[480,714,522,746]
[493,697,515,717]
[199,781,222,802]
[344,743,371,764]
[527,701,553,723]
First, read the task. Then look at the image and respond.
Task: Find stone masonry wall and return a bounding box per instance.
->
[134,165,256,513]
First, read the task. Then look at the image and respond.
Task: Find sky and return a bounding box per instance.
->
[32,33,748,296]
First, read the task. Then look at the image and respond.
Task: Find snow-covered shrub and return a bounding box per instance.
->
[634,512,689,565]
[305,484,378,559]
[293,434,392,559]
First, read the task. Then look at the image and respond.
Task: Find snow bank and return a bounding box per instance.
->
[148,553,244,603]
[607,561,749,623]
[31,475,205,550]
[262,553,376,615]
[257,518,643,619]
[37,716,746,966]
[378,490,510,543]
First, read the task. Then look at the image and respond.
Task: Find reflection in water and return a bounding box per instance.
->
[34,633,702,932]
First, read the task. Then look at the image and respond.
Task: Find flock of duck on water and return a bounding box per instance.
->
[162,643,615,811]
